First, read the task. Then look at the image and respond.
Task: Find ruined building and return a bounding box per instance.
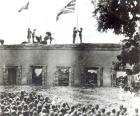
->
[0,43,121,86]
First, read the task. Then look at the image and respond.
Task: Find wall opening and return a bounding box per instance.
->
[55,67,70,86]
[83,67,99,87]
[7,67,17,85]
[32,66,43,85]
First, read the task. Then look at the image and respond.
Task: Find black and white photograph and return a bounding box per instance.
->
[0,0,140,116]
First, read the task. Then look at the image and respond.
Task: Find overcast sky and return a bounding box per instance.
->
[0,0,125,45]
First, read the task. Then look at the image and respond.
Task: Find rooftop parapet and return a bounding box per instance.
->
[0,43,121,50]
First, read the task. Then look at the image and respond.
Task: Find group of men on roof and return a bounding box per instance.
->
[27,28,54,45]
[26,27,83,45]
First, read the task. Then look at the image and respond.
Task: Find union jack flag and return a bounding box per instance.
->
[56,0,76,21]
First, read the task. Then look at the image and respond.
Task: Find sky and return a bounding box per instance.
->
[0,0,125,45]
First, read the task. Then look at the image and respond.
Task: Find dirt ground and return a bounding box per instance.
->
[0,86,140,113]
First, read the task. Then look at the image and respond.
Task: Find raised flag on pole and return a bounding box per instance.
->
[56,0,76,21]
[18,1,29,12]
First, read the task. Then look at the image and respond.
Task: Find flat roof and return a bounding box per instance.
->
[0,43,121,50]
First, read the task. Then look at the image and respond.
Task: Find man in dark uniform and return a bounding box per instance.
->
[78,27,83,43]
[73,27,77,44]
[32,29,36,43]
[27,28,32,43]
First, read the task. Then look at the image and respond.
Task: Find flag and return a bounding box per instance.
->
[18,1,29,12]
[56,0,76,21]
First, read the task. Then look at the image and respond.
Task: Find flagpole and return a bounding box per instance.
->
[76,0,79,29]
[75,0,79,43]
[18,1,31,43]
[29,0,32,43]
[29,0,31,29]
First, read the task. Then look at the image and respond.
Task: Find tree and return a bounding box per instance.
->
[94,0,140,38]
[93,0,140,89]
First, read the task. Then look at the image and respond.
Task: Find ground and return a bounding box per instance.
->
[0,86,140,114]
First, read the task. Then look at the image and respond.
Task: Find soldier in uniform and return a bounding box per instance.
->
[73,27,77,44]
[27,28,32,43]
[78,27,83,43]
[32,29,36,43]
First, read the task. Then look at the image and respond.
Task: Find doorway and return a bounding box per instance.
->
[83,67,99,87]
[56,67,70,86]
[32,66,43,85]
[7,67,17,85]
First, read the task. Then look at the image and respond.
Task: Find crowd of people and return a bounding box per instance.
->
[0,91,139,116]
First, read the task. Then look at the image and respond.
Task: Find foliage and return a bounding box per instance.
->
[94,0,140,38]
[94,0,140,73]
[94,0,140,90]
[115,33,140,74]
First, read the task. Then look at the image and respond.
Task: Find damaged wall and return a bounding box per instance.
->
[0,44,121,86]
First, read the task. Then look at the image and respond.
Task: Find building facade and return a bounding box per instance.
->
[0,43,121,86]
